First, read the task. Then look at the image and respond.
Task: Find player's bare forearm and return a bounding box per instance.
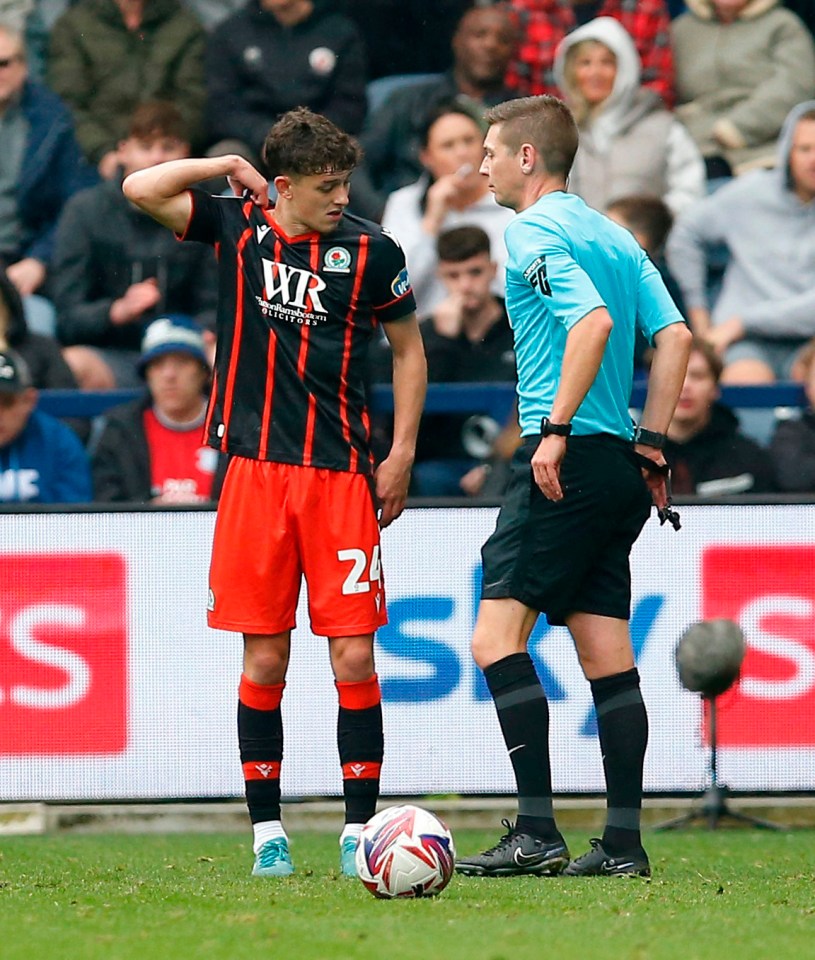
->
[374,454,412,529]
[377,316,427,527]
[388,319,426,460]
[122,156,268,233]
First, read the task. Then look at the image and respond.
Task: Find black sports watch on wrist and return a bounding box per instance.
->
[541,416,572,437]
[633,425,666,450]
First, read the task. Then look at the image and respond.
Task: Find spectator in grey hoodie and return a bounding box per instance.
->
[666,100,815,383]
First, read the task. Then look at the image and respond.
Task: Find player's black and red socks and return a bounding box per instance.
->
[484,652,562,844]
[590,667,649,856]
[336,674,383,826]
[238,674,284,825]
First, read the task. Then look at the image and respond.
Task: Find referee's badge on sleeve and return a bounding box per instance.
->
[523,256,552,296]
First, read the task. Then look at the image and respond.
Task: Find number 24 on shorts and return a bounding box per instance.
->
[338,546,381,595]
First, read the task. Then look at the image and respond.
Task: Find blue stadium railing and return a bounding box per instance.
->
[37,381,809,421]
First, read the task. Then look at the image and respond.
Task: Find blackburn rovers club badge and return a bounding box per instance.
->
[324,246,352,273]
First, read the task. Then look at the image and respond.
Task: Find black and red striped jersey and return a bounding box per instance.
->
[181,188,415,473]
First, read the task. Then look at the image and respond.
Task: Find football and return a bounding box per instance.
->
[355,804,456,899]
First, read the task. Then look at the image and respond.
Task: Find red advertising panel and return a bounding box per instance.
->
[702,545,815,746]
[0,553,128,754]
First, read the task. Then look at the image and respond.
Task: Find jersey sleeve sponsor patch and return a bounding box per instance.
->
[523,256,552,296]
[390,266,411,299]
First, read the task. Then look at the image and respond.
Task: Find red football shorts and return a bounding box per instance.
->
[207,457,387,637]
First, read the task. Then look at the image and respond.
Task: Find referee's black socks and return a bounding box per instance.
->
[484,652,562,844]
[590,667,649,856]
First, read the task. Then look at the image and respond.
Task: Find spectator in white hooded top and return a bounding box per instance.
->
[666,100,815,384]
[553,16,705,217]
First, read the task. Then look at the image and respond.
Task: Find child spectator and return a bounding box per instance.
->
[606,194,685,314]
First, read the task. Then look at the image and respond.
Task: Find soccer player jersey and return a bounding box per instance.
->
[181,189,416,473]
[503,191,684,439]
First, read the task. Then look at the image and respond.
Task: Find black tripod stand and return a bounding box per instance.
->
[656,696,784,831]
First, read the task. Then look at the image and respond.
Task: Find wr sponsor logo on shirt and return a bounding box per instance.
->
[259,259,328,326]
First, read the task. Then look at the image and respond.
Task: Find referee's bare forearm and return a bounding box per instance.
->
[639,322,693,434]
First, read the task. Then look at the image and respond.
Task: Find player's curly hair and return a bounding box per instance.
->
[261,107,363,178]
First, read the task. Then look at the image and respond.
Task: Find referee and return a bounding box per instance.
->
[455,96,692,879]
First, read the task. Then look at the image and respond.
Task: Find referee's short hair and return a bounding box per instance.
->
[485,95,578,178]
[262,107,363,178]
[437,225,492,264]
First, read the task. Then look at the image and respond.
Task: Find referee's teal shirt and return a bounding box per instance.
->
[504,191,685,440]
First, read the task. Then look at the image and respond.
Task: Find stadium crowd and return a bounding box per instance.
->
[2,0,815,503]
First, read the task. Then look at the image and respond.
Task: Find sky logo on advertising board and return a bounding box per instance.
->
[377,566,663,734]
[0,553,128,755]
[703,545,815,746]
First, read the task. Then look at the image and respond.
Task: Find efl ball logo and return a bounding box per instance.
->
[0,553,128,755]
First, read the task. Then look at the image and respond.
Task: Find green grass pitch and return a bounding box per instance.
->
[1,829,813,960]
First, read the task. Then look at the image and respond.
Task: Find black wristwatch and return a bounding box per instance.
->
[633,425,666,450]
[541,416,572,437]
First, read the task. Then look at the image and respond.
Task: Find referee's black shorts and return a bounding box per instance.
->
[480,433,652,626]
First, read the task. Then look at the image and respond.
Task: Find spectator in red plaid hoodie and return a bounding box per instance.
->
[505,0,675,107]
